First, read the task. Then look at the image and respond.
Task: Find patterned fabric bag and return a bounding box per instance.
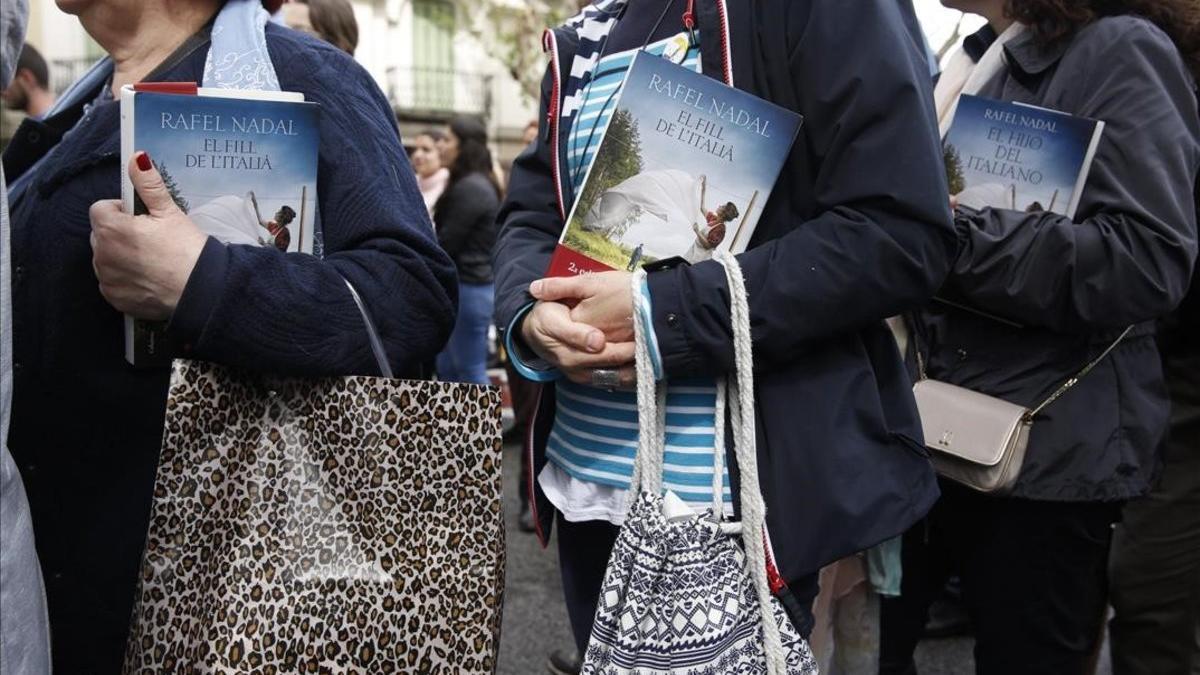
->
[582,253,818,675]
[123,282,505,673]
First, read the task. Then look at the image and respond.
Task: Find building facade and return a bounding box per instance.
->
[4,0,540,163]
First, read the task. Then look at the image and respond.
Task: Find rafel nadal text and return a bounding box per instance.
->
[158,112,301,136]
[647,71,773,162]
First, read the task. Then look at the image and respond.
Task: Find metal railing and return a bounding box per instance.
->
[386,66,492,118]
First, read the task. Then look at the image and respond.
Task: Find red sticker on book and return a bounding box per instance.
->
[133,82,199,95]
[546,244,618,278]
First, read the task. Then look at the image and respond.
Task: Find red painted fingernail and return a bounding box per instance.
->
[136,152,152,172]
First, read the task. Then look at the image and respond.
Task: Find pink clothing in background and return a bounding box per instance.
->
[419,168,450,219]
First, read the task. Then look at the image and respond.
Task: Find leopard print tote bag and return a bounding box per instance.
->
[123,281,504,673]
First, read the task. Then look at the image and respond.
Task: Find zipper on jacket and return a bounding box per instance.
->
[541,29,568,221]
[715,0,733,85]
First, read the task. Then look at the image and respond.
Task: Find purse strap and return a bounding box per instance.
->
[340,276,394,379]
[914,320,1133,420]
[630,253,788,675]
[1024,325,1132,419]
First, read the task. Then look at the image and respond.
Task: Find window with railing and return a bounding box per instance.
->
[412,0,455,111]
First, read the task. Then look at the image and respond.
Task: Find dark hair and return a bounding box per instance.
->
[434,116,501,219]
[297,0,359,55]
[276,205,297,225]
[416,128,446,143]
[16,44,49,90]
[719,202,740,221]
[1005,0,1200,79]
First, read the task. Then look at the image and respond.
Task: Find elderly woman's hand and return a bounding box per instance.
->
[89,152,210,321]
[520,299,636,388]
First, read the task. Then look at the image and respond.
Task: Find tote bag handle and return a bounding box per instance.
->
[629,252,788,675]
[339,276,394,379]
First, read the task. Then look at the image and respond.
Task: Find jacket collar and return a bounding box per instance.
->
[962,24,997,62]
[959,22,1068,77]
[1003,29,1070,77]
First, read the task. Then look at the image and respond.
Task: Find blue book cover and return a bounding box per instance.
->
[119,87,321,366]
[943,94,1104,219]
[549,53,803,277]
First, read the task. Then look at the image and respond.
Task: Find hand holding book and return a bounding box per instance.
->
[532,273,636,345]
[90,151,209,321]
[521,276,637,388]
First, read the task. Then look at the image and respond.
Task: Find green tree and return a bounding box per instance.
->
[944,143,966,195]
[451,0,585,103]
[575,107,644,227]
[156,161,190,213]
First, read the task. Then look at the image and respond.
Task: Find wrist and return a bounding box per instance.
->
[520,303,541,355]
[168,230,210,309]
[507,302,561,383]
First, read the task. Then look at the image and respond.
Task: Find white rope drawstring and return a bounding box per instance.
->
[630,256,788,675]
[715,251,788,675]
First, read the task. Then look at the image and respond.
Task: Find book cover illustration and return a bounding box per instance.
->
[120,88,320,366]
[549,54,803,277]
[943,94,1105,219]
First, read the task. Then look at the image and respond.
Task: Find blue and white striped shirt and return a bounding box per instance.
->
[512,23,732,521]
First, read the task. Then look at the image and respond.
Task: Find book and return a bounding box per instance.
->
[119,84,320,367]
[943,94,1105,219]
[548,53,802,277]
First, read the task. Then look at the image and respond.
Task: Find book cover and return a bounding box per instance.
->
[548,53,803,277]
[120,86,320,367]
[943,94,1105,219]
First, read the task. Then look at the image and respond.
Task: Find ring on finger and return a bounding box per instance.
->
[590,368,621,392]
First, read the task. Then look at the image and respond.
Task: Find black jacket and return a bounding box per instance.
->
[494,0,956,584]
[435,172,500,284]
[2,26,455,670]
[915,18,1200,502]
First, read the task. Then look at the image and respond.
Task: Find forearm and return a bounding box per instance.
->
[172,236,456,377]
[945,206,1197,331]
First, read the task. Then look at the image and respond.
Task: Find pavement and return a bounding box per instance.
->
[496,442,1113,675]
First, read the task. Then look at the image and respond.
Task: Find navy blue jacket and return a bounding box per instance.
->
[495,0,956,584]
[2,24,455,670]
[916,18,1200,502]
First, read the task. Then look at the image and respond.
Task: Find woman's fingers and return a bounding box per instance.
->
[557,341,635,371]
[530,276,595,303]
[524,299,636,371]
[526,301,604,354]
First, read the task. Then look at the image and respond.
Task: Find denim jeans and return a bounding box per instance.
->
[437,282,494,385]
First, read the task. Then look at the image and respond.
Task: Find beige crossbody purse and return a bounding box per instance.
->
[912,325,1132,494]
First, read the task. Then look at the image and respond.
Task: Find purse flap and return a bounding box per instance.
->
[912,380,1028,467]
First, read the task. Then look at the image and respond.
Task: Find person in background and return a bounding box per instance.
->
[1,44,54,120]
[880,1,1200,673]
[433,116,500,385]
[411,128,449,218]
[1108,276,1200,673]
[0,0,456,669]
[0,1,51,673]
[281,0,358,56]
